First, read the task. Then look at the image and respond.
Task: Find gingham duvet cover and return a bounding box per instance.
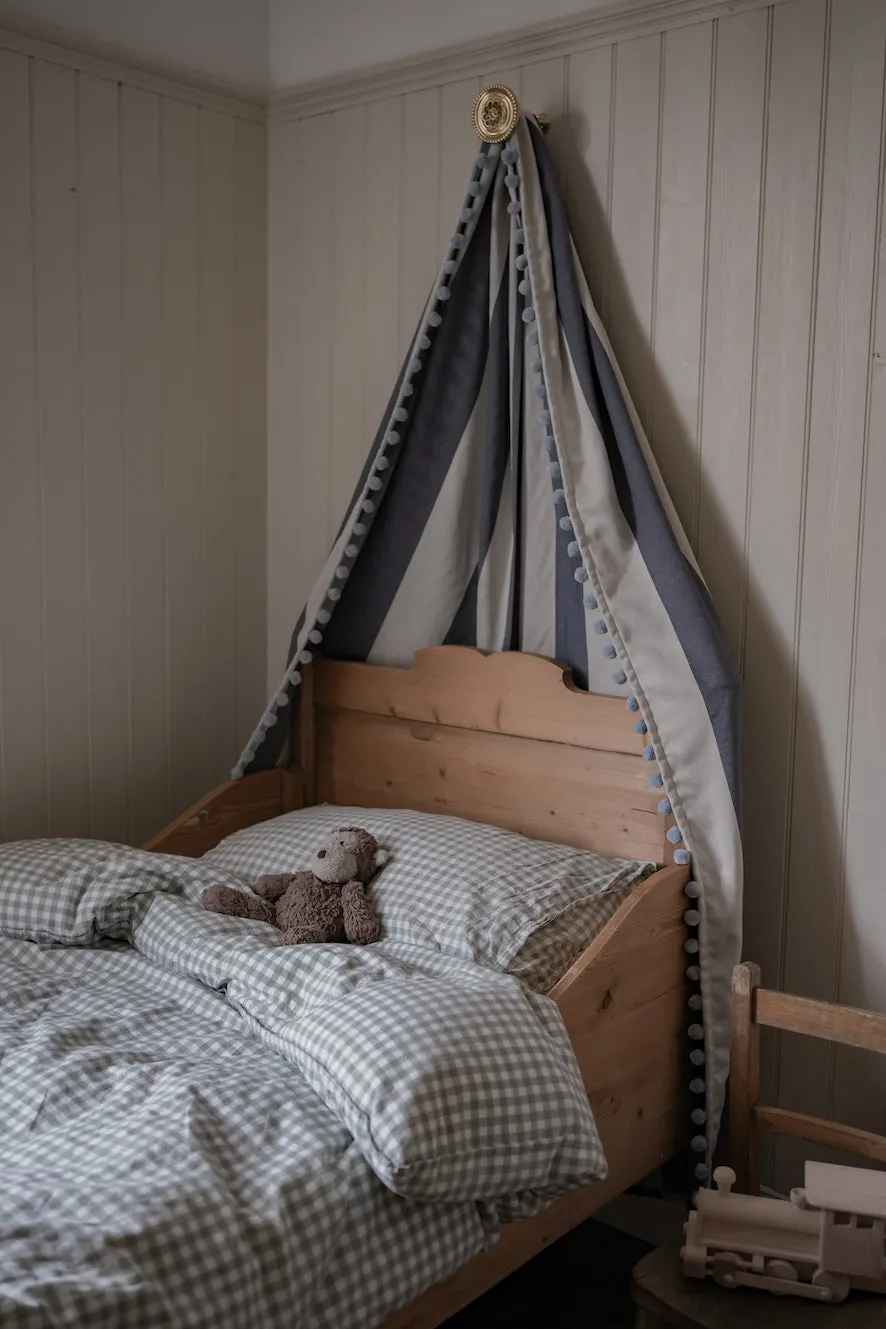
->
[0,841,607,1328]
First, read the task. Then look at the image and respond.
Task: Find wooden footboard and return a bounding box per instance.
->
[382,863,688,1329]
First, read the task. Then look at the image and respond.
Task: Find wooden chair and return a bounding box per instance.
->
[631,962,886,1328]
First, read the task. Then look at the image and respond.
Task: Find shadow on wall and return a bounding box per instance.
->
[555,107,855,1194]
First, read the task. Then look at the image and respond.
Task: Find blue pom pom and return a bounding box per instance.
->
[667,826,683,845]
[689,1077,705,1094]
[544,435,557,454]
[567,540,580,558]
[401,382,414,397]
[467,181,481,196]
[583,593,598,609]
[692,1109,706,1128]
[521,308,536,324]
[516,255,529,271]
[686,964,701,982]
[689,1047,705,1065]
[515,229,525,244]
[534,384,546,400]
[685,880,701,899]
[658,798,672,816]
[689,993,702,1010]
[674,848,692,865]
[603,644,617,659]
[334,565,349,580]
[505,172,519,188]
[685,909,700,928]
[691,1136,706,1153]
[594,619,608,635]
[650,771,664,787]
[694,1164,710,1182]
[418,335,431,351]
[559,517,573,532]
[501,146,517,165]
[612,669,627,685]
[634,718,647,733]
[552,488,565,504]
[385,430,400,445]
[475,153,487,169]
[442,259,456,275]
[460,208,473,224]
[519,279,532,297]
[316,610,330,625]
[450,234,465,249]
[626,695,639,712]
[574,567,589,583]
[436,286,451,302]
[344,543,358,557]
[327,588,341,602]
[298,649,313,665]
[428,311,442,327]
[367,476,382,492]
[539,409,551,425]
[688,1024,704,1041]
[308,629,323,645]
[507,200,521,216]
[547,462,561,479]
[353,522,366,536]
[288,668,302,685]
[376,456,389,471]
[394,407,408,423]
[409,357,423,374]
[529,329,539,344]
[643,744,655,761]
[531,357,542,373]
[275,692,289,707]
[361,500,375,514]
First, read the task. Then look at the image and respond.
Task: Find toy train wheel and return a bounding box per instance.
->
[712,1253,740,1288]
[765,1259,799,1292]
[811,1271,850,1303]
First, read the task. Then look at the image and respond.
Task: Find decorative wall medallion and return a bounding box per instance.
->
[472,85,520,143]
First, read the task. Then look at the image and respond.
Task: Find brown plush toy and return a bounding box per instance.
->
[202,827,388,946]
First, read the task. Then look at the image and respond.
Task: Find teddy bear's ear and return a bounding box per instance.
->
[374,848,390,869]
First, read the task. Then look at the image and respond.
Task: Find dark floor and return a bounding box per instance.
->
[442,1219,650,1328]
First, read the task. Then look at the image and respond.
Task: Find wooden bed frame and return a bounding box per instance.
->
[146,647,689,1327]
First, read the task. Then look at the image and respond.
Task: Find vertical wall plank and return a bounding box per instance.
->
[608,33,662,437]
[233,117,268,755]
[198,109,237,791]
[162,97,204,817]
[520,57,567,181]
[78,71,127,842]
[567,45,614,323]
[831,0,886,1144]
[330,105,368,530]
[0,51,46,840]
[33,59,90,838]
[439,76,481,252]
[651,22,713,545]
[696,9,769,661]
[121,85,165,843]
[363,97,402,445]
[399,88,440,352]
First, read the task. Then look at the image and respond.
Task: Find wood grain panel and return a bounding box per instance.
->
[79,71,128,843]
[33,60,90,838]
[0,51,47,840]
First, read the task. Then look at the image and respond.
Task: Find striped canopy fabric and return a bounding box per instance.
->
[236,116,742,1164]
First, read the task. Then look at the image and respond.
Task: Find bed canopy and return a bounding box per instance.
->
[235,87,742,1167]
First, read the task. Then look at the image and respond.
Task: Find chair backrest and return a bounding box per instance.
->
[730,962,886,1194]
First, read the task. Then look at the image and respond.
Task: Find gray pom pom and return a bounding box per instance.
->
[428,311,442,327]
[684,938,700,954]
[288,668,302,685]
[460,208,473,224]
[559,517,573,532]
[393,406,408,422]
[552,488,565,503]
[685,880,701,899]
[689,993,702,1010]
[316,610,330,625]
[691,1136,706,1153]
[507,201,521,216]
[418,335,431,350]
[367,476,382,491]
[352,522,366,536]
[688,1024,704,1041]
[361,500,375,514]
[467,181,481,196]
[344,543,358,557]
[299,649,313,664]
[686,965,701,982]
[667,826,683,844]
[436,286,451,302]
[521,307,536,323]
[385,431,400,445]
[375,456,389,470]
[450,234,465,249]
[695,1163,710,1182]
[443,259,456,275]
[567,540,580,558]
[691,1108,706,1126]
[612,669,627,684]
[603,643,617,659]
[327,588,341,602]
[516,255,529,270]
[547,461,561,478]
[401,382,414,396]
[574,566,589,583]
[519,279,532,297]
[626,695,640,712]
[409,357,422,374]
[684,909,701,928]
[689,1077,705,1094]
[501,146,517,165]
[690,1048,706,1066]
[594,619,609,635]
[515,229,525,244]
[308,629,323,645]
[334,565,349,580]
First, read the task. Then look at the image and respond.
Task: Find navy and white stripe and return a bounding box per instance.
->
[235,117,742,1165]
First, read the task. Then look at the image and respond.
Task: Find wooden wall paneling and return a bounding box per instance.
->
[266,116,305,687]
[233,117,268,756]
[740,0,828,1192]
[162,97,204,819]
[399,88,440,354]
[33,60,90,838]
[777,0,886,1185]
[363,97,402,444]
[833,4,886,1145]
[520,58,567,185]
[0,51,46,840]
[198,110,237,793]
[330,105,368,531]
[78,71,128,843]
[121,85,166,844]
[566,45,614,325]
[607,33,662,439]
[650,21,713,547]
[438,77,481,255]
[695,8,769,661]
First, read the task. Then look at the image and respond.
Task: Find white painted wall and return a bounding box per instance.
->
[0,0,270,89]
[267,0,886,1188]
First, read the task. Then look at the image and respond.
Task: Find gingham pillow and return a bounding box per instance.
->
[290,968,606,1201]
[204,805,654,990]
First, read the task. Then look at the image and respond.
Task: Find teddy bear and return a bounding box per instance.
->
[202,826,388,946]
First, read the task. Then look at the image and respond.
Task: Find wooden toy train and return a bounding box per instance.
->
[682,1162,886,1302]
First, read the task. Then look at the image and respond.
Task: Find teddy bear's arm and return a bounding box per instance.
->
[202,884,276,926]
[253,871,301,902]
[341,880,382,946]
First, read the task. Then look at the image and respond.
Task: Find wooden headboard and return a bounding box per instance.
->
[297,647,676,865]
